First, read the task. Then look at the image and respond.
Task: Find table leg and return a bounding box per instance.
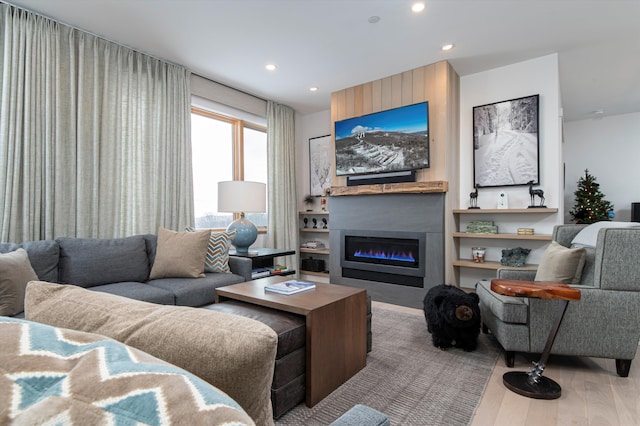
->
[503,300,570,399]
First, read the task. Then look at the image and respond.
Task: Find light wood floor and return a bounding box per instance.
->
[373,301,640,425]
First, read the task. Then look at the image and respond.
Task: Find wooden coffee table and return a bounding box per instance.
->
[215,276,367,407]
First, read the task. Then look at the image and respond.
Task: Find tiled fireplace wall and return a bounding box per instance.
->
[329,193,444,309]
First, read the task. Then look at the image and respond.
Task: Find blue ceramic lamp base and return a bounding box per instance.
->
[227,215,257,254]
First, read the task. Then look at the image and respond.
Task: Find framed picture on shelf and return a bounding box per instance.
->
[473,94,539,188]
[309,134,332,196]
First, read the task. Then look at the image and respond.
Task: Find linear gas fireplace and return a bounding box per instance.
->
[340,230,426,287]
[330,192,444,308]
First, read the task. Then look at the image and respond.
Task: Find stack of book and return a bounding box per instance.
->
[301,241,325,249]
[264,280,316,295]
[466,220,498,234]
[517,227,535,235]
[251,267,271,279]
[267,264,289,275]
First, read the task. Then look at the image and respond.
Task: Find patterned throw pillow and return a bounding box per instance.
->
[185,227,236,273]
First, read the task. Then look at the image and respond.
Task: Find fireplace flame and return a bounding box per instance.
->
[353,249,415,262]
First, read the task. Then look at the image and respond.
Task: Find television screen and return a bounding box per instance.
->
[334,102,429,176]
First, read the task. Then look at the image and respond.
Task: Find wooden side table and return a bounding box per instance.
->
[490,279,581,399]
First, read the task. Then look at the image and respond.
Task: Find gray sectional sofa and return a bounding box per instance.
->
[1,233,252,317]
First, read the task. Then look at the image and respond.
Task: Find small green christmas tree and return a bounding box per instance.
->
[569,169,614,224]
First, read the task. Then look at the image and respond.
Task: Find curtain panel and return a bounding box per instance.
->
[266,101,298,270]
[0,4,193,242]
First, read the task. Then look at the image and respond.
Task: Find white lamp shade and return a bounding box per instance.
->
[218,181,266,213]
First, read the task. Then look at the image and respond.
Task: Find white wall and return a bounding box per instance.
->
[563,112,640,222]
[294,110,331,211]
[459,54,563,213]
[457,54,563,287]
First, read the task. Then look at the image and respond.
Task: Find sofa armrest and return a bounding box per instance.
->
[25,281,277,426]
[229,256,252,281]
[496,268,536,281]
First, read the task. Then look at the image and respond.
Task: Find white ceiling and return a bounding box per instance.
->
[6,0,640,121]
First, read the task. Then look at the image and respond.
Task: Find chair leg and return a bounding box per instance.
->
[504,351,515,368]
[616,359,632,377]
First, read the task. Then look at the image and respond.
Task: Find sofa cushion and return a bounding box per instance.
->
[149,228,210,279]
[90,281,176,305]
[0,316,254,425]
[0,249,38,316]
[186,227,236,273]
[25,281,278,426]
[57,236,149,287]
[534,241,586,284]
[0,240,59,282]
[476,279,528,324]
[147,273,245,306]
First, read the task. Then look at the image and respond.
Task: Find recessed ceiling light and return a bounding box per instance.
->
[441,43,454,51]
[411,2,425,13]
[265,64,277,71]
[309,87,318,92]
[368,15,380,24]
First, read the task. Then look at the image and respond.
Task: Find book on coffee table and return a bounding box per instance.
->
[264,280,316,295]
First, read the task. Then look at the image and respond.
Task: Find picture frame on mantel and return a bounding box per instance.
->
[309,134,332,196]
[473,94,540,188]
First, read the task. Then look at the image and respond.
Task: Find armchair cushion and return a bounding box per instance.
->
[534,241,586,284]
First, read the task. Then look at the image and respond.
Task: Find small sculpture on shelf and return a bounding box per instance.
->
[527,180,546,208]
[303,217,308,228]
[312,218,318,229]
[322,218,328,229]
[500,247,531,267]
[469,185,480,209]
[303,194,314,211]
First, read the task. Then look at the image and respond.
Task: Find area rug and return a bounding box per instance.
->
[275,305,500,426]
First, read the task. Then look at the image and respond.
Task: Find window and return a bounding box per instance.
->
[191,107,267,229]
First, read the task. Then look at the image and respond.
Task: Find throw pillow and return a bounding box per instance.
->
[571,221,640,248]
[185,227,236,273]
[149,227,211,279]
[0,248,38,316]
[534,241,586,284]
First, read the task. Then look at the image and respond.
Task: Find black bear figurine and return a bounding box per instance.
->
[423,284,481,352]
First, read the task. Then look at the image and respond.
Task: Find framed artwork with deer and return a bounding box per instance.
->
[472,94,540,188]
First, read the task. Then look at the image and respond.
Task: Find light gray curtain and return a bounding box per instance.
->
[0,4,193,242]
[266,101,299,271]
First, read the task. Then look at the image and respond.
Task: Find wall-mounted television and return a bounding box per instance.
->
[334,101,429,177]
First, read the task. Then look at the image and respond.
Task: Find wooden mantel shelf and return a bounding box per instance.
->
[330,181,448,196]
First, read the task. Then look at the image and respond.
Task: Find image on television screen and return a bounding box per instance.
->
[334,102,429,176]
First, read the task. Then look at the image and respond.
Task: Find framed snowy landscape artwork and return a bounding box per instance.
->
[473,94,539,187]
[309,135,332,196]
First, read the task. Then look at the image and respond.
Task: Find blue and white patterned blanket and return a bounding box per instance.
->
[0,317,254,425]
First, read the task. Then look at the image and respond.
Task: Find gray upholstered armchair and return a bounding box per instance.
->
[476,224,640,377]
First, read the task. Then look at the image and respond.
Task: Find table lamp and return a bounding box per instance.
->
[217,181,266,253]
